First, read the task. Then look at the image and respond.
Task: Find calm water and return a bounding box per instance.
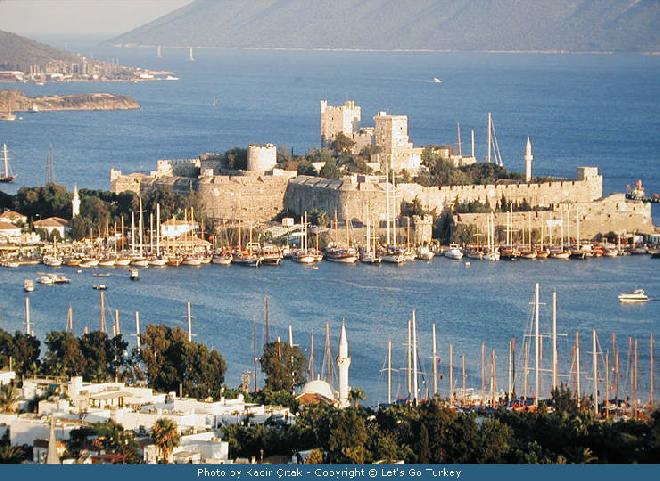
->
[0,41,658,402]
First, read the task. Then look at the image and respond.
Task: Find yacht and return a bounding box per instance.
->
[618,289,649,303]
[444,244,464,261]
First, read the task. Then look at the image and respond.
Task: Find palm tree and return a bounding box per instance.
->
[151,418,180,464]
[0,384,19,413]
[348,387,367,409]
[0,445,26,464]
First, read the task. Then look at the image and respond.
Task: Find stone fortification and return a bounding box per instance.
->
[285,167,603,224]
[456,194,653,240]
[196,174,289,223]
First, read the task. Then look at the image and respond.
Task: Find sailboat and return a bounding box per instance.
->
[324,211,358,263]
[293,213,318,264]
[0,144,16,183]
[381,162,406,265]
[360,211,381,264]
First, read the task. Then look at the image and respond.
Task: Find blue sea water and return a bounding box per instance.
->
[0,40,658,403]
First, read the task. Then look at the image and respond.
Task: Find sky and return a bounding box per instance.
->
[0,0,194,35]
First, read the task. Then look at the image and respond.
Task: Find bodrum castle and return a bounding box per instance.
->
[110,99,655,242]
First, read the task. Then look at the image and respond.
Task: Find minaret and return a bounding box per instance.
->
[72,184,81,217]
[46,417,60,464]
[524,136,533,182]
[336,321,351,408]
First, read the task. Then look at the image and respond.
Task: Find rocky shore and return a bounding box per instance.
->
[0,89,140,112]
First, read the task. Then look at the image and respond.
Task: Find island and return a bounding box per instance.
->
[0,89,140,114]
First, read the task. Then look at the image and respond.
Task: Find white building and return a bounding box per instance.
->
[33,217,69,239]
[0,220,21,243]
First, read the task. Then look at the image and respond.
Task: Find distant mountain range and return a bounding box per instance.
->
[110,0,660,52]
[0,30,79,71]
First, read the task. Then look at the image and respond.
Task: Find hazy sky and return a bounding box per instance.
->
[0,0,194,35]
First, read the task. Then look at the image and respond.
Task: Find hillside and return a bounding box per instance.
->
[111,0,660,52]
[0,30,79,71]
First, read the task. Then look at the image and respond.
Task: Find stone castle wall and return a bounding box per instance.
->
[284,168,603,224]
[456,194,654,240]
[196,175,289,223]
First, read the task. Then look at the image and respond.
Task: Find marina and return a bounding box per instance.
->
[1,250,656,405]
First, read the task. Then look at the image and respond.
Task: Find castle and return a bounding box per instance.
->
[109,99,655,240]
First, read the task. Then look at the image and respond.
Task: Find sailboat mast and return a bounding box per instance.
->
[612,332,619,403]
[135,311,141,353]
[462,354,466,404]
[99,291,106,334]
[487,112,492,163]
[387,339,392,404]
[457,122,462,156]
[432,324,438,396]
[552,290,558,391]
[470,129,475,159]
[187,302,193,342]
[534,283,540,406]
[449,343,454,404]
[481,341,486,404]
[325,321,332,386]
[308,332,315,381]
[576,331,581,403]
[490,349,496,406]
[24,297,32,336]
[156,203,161,256]
[508,338,514,400]
[138,196,144,257]
[592,329,598,416]
[406,319,412,397]
[605,352,610,419]
[66,305,73,333]
[651,334,655,408]
[385,159,390,245]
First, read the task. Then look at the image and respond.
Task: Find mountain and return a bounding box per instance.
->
[0,30,79,71]
[110,0,660,52]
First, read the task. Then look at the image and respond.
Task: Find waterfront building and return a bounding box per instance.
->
[0,220,22,243]
[0,210,27,224]
[33,217,69,239]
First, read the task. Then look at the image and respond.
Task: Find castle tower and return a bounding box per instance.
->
[72,184,81,217]
[320,100,361,146]
[524,136,533,182]
[336,321,351,408]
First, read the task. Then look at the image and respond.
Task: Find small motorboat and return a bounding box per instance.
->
[618,289,649,303]
[92,284,108,290]
[23,279,34,292]
[444,245,464,261]
[52,274,71,284]
[130,269,140,281]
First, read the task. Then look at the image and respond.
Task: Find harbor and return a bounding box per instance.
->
[1,248,656,406]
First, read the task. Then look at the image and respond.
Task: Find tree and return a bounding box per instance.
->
[42,331,83,377]
[418,423,431,463]
[348,388,366,409]
[152,418,180,464]
[319,159,342,180]
[144,185,186,221]
[80,332,111,382]
[0,445,26,464]
[224,147,248,171]
[328,408,368,463]
[260,341,307,392]
[139,325,226,398]
[330,132,355,155]
[10,332,40,376]
[0,384,18,413]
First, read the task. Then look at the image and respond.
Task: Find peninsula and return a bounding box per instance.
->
[0,89,140,114]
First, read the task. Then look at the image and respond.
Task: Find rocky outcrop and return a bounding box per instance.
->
[0,90,140,112]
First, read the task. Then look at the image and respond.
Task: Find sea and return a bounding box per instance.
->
[0,36,658,404]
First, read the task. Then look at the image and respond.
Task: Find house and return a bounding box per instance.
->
[0,221,22,243]
[0,210,27,224]
[33,217,69,239]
